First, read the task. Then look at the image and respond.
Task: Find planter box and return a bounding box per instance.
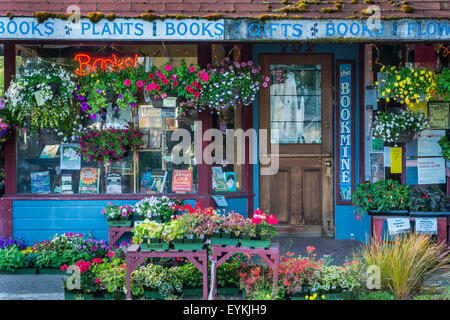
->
[0,268,37,274]
[107,220,133,227]
[217,287,240,296]
[368,210,409,216]
[183,288,203,296]
[103,292,126,300]
[38,268,65,274]
[64,292,94,300]
[141,242,170,251]
[239,239,270,249]
[173,242,204,251]
[143,290,165,300]
[210,237,239,246]
[410,211,450,217]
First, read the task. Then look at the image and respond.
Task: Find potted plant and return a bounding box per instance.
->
[408,186,450,217]
[0,244,37,274]
[175,262,203,297]
[102,203,134,227]
[77,126,144,164]
[372,109,429,145]
[211,211,245,246]
[61,260,98,300]
[132,220,169,251]
[352,179,410,219]
[216,260,241,296]
[133,196,183,222]
[95,259,127,300]
[251,209,279,241]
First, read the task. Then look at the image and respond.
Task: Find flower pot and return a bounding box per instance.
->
[217,287,240,296]
[368,210,409,216]
[183,287,203,296]
[212,232,221,238]
[210,237,239,246]
[143,290,165,300]
[107,220,133,227]
[410,211,450,217]
[64,292,93,300]
[173,242,204,251]
[239,238,270,249]
[141,242,170,251]
[104,291,126,300]
[241,235,252,240]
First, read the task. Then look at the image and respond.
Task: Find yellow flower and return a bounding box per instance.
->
[396,75,401,81]
[386,97,390,102]
[405,98,410,104]
[266,294,270,299]
[375,81,379,86]
[394,83,398,87]
[386,88,391,93]
[321,295,326,300]
[381,91,385,96]
[305,295,309,299]
[420,70,425,75]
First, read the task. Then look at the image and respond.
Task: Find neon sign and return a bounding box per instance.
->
[74,53,138,76]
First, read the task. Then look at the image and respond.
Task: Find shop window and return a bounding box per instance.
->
[269,64,322,144]
[14,44,198,195]
[0,44,4,196]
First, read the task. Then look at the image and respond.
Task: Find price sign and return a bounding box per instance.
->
[387,218,411,235]
[415,218,438,235]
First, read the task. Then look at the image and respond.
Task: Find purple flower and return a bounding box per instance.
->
[118,94,123,100]
[89,114,97,120]
[78,95,85,101]
[130,102,136,107]
[81,102,88,111]
[96,89,102,94]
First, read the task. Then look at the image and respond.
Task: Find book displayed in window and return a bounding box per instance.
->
[61,173,73,194]
[106,173,122,194]
[31,171,51,194]
[79,167,100,194]
[224,171,237,192]
[150,171,168,193]
[60,144,81,170]
[212,167,227,192]
[171,169,193,193]
[140,171,153,193]
[40,145,59,159]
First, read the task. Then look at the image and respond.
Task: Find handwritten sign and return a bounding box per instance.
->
[336,61,354,203]
[415,218,438,235]
[171,170,193,192]
[387,218,411,235]
[428,101,450,129]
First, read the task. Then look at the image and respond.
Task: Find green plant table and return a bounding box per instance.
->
[125,244,209,300]
[108,226,133,248]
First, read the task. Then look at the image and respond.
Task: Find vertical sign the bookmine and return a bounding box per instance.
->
[336,61,355,204]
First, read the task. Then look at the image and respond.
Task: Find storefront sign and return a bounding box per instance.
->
[74,53,138,76]
[387,218,411,235]
[336,61,354,204]
[417,157,446,184]
[415,218,438,235]
[0,17,449,41]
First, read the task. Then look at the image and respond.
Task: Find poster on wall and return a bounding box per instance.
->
[30,171,51,194]
[417,130,445,157]
[428,101,449,129]
[336,61,354,203]
[106,173,122,194]
[369,153,385,183]
[79,167,100,194]
[417,157,446,184]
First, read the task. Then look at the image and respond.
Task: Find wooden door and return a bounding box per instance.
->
[259,54,334,237]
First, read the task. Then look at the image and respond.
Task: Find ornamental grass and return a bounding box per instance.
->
[357,233,449,300]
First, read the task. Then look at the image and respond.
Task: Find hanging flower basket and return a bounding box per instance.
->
[4,59,81,138]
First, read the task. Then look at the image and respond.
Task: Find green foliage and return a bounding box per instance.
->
[358,290,396,300]
[408,186,449,212]
[0,245,30,271]
[437,134,450,160]
[435,67,450,101]
[132,220,165,244]
[352,180,410,216]
[356,233,449,300]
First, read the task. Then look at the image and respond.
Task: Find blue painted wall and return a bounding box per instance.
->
[12,197,248,246]
[252,43,370,242]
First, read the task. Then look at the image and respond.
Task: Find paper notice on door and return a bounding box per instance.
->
[384,147,391,167]
[390,147,402,174]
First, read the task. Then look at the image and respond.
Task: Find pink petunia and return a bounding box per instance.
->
[124,79,131,86]
[165,64,172,72]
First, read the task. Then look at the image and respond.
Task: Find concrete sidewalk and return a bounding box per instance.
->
[0,237,362,300]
